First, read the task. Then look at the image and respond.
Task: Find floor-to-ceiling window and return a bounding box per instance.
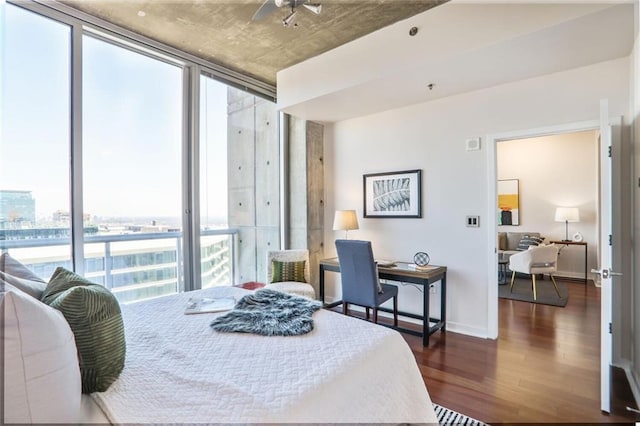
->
[199,75,280,287]
[1,4,72,277]
[2,1,279,300]
[199,75,232,288]
[82,35,184,303]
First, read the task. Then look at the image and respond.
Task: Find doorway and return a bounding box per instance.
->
[486,119,604,338]
[486,115,632,413]
[496,130,600,288]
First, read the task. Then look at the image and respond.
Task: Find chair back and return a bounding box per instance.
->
[335,239,379,307]
[510,244,559,274]
[529,244,560,271]
[266,250,310,283]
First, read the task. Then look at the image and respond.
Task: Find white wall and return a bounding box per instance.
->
[324,57,630,338]
[632,0,640,401]
[497,132,599,279]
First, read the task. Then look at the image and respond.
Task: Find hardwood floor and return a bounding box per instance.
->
[397,279,639,424]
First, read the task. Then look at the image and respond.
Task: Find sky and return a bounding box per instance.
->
[1,1,229,224]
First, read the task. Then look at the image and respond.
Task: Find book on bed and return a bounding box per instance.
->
[184,297,236,314]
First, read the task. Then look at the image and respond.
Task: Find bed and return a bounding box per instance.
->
[86,286,436,423]
[4,269,436,424]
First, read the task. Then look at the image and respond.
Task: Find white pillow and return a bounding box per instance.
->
[3,288,82,423]
[0,253,47,299]
[0,271,46,299]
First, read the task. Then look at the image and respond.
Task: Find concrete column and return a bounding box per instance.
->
[226,95,323,288]
[227,88,279,283]
[288,117,324,293]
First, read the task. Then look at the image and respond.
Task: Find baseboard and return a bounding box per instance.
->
[555,270,588,281]
[445,321,488,339]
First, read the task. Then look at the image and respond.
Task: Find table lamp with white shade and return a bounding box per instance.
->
[333,210,359,239]
[554,207,580,242]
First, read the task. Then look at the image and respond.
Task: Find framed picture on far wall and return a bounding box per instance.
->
[497,179,519,226]
[363,169,422,218]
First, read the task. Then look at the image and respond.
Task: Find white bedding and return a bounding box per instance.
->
[92,286,437,424]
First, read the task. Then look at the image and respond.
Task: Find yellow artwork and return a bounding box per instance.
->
[497,179,519,225]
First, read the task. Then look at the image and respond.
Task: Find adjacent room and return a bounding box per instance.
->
[497,130,599,306]
[2,0,639,424]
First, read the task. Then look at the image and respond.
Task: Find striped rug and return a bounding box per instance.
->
[433,403,488,425]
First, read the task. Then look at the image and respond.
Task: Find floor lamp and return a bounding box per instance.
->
[554,207,580,242]
[333,210,359,239]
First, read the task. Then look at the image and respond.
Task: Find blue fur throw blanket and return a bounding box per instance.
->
[210,289,321,336]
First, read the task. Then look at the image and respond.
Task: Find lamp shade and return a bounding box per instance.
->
[333,210,359,231]
[554,207,580,223]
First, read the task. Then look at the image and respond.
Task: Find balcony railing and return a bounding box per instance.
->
[0,228,239,303]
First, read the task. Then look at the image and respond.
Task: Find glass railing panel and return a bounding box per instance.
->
[3,229,237,303]
[1,242,72,281]
[201,233,233,289]
[83,234,182,303]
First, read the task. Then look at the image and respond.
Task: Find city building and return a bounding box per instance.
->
[0,190,35,228]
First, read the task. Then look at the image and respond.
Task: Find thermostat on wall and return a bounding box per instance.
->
[465,138,481,151]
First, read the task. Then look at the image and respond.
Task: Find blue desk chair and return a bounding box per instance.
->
[335,239,398,326]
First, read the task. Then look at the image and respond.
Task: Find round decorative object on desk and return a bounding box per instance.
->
[413,252,430,267]
[572,232,583,242]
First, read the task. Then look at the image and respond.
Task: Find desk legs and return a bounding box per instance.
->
[423,282,430,347]
[319,265,325,303]
[441,274,447,333]
[319,263,446,347]
[584,245,588,284]
[423,275,447,347]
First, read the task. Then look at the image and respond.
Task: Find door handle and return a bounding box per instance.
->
[591,268,623,279]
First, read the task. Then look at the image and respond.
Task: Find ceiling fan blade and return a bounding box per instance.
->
[302,3,322,15]
[252,0,280,21]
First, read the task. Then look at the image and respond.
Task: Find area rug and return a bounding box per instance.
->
[498,276,568,307]
[433,403,488,425]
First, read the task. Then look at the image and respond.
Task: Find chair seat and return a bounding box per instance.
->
[266,282,316,299]
[375,283,398,306]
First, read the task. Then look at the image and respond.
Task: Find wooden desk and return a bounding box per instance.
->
[549,241,588,284]
[319,258,447,347]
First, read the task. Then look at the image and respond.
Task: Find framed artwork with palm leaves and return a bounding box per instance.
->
[363,169,422,218]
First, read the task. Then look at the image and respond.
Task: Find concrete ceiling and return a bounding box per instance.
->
[59,0,446,87]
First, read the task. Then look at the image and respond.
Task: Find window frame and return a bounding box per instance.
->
[6,0,278,294]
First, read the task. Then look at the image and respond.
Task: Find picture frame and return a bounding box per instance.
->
[363,169,422,218]
[497,179,520,226]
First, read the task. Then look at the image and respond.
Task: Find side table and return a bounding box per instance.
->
[498,259,509,285]
[549,240,588,284]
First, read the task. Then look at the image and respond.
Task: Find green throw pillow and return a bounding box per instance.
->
[271,260,306,283]
[41,267,126,393]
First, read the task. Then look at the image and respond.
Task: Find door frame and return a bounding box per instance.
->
[486,119,601,339]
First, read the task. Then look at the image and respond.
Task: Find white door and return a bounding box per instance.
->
[595,99,619,413]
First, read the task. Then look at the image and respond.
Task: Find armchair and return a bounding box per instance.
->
[266,250,316,299]
[509,244,561,301]
[335,239,398,326]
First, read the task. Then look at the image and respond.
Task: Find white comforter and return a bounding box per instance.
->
[92,286,437,424]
